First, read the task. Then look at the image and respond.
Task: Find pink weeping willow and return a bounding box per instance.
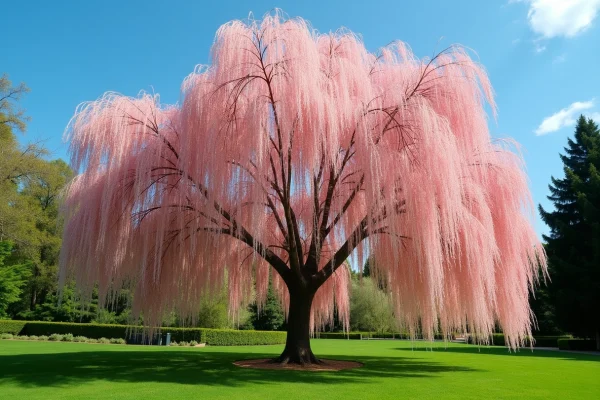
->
[60,12,546,361]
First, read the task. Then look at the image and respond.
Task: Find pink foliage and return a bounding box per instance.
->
[60,12,546,347]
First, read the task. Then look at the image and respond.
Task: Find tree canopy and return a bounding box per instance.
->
[59,13,546,361]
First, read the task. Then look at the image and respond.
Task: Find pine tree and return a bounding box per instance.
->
[539,115,600,348]
[250,281,285,331]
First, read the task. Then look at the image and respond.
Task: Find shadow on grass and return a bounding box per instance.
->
[0,346,480,388]
[394,345,600,362]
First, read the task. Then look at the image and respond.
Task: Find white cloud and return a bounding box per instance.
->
[534,43,546,53]
[515,0,600,38]
[535,100,595,135]
[553,54,567,63]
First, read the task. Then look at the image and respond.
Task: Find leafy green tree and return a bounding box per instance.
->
[0,74,73,318]
[539,115,600,347]
[350,276,397,333]
[0,241,31,318]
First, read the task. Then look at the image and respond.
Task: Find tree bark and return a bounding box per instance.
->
[274,286,320,365]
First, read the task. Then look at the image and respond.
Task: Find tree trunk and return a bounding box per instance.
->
[274,287,320,365]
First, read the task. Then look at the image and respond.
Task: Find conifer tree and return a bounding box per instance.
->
[540,115,600,348]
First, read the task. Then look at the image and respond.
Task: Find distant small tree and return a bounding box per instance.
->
[350,277,396,333]
[250,281,285,331]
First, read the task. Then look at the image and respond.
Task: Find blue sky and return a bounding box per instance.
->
[4,0,600,237]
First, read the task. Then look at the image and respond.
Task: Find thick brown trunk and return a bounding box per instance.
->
[274,287,320,365]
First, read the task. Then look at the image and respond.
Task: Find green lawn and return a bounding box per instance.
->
[0,339,598,399]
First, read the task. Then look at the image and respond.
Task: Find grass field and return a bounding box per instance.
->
[0,339,598,399]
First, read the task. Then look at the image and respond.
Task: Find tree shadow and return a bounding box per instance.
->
[0,346,481,388]
[394,345,600,362]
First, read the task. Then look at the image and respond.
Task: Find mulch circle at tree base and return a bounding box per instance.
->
[233,358,363,371]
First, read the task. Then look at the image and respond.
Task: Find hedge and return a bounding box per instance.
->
[21,322,129,339]
[558,339,598,351]
[316,332,453,340]
[0,320,285,346]
[317,332,364,339]
[0,320,27,335]
[466,334,572,347]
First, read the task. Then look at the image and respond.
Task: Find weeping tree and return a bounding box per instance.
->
[60,13,546,365]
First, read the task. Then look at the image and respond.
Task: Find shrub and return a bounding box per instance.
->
[27,335,38,340]
[190,340,199,346]
[38,335,48,341]
[62,333,74,342]
[110,338,126,345]
[178,341,189,346]
[86,338,98,343]
[0,320,27,335]
[16,335,29,340]
[1,333,13,339]
[170,341,178,346]
[49,334,63,341]
[98,337,110,344]
[558,339,597,351]
[73,336,87,342]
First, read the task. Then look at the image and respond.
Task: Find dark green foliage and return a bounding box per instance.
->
[0,242,31,318]
[317,332,364,339]
[466,333,571,347]
[557,338,598,351]
[539,115,600,344]
[0,320,286,346]
[20,321,129,339]
[248,281,285,331]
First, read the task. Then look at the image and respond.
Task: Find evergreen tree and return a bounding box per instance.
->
[539,115,600,348]
[250,281,285,331]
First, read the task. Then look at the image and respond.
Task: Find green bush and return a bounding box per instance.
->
[190,340,199,346]
[48,334,63,341]
[73,336,87,342]
[0,320,27,335]
[558,339,597,351]
[170,341,178,346]
[16,335,29,340]
[110,338,126,345]
[86,338,98,343]
[38,335,48,341]
[27,335,38,340]
[1,333,13,339]
[178,341,189,346]
[98,337,110,344]
[62,333,74,342]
